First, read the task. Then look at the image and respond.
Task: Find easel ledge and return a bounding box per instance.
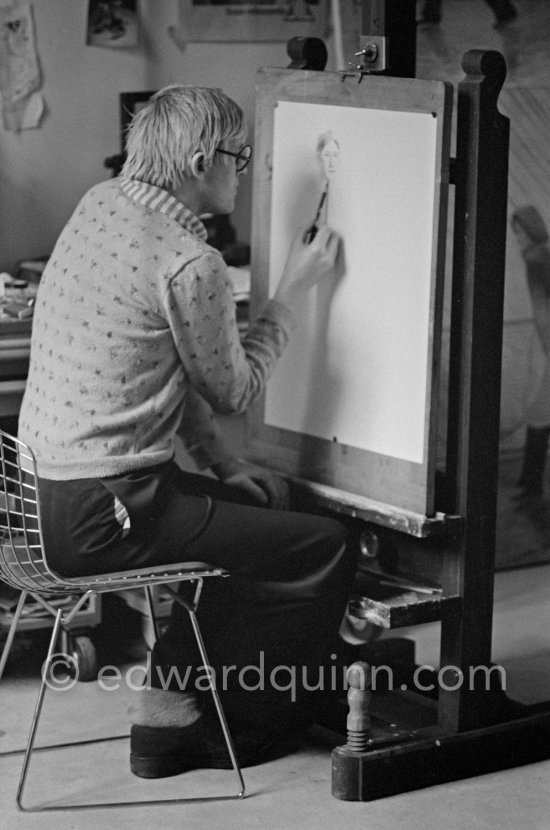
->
[289,477,462,539]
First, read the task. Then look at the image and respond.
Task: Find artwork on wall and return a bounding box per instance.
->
[170,0,328,43]
[0,0,43,130]
[249,69,452,516]
[86,0,139,48]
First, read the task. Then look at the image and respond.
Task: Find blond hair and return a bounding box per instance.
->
[121,85,247,189]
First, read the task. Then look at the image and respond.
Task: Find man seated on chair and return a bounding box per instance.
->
[18,85,365,778]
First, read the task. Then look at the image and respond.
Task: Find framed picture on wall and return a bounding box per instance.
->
[171,0,328,43]
[86,1,139,48]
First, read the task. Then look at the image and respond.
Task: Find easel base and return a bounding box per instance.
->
[331,706,550,801]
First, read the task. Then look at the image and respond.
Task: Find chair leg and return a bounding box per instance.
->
[0,590,28,682]
[143,585,160,644]
[163,581,246,799]
[17,607,64,810]
[13,580,246,809]
[187,605,246,799]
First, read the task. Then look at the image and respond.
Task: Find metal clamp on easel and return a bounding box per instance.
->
[344,0,416,80]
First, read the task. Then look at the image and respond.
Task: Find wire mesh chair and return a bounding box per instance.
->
[0,430,245,810]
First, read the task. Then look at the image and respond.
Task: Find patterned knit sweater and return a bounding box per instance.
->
[19,177,292,479]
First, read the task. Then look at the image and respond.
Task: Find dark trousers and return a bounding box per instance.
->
[38,461,356,730]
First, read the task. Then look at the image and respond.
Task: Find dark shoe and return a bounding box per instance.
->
[130,712,289,779]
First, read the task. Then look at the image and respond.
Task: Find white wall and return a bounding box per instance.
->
[0,0,305,272]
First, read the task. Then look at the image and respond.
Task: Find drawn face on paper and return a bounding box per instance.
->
[317,136,340,183]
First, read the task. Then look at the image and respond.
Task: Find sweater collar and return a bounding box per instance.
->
[118,177,208,242]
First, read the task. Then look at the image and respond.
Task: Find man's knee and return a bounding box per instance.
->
[309,513,350,559]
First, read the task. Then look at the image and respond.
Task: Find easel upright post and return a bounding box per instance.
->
[440,50,510,732]
[358,0,416,77]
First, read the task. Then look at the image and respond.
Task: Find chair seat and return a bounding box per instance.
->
[1,536,227,594]
[64,562,229,593]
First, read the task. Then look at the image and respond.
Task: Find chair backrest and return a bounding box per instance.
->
[0,431,66,593]
[0,432,229,598]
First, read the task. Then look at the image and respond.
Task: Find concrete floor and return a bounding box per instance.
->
[1,561,549,830]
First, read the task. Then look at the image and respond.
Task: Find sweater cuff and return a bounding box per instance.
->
[260,298,293,335]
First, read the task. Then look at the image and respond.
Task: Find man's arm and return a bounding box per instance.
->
[168,226,341,506]
[165,225,341,418]
[165,249,292,417]
[178,385,289,508]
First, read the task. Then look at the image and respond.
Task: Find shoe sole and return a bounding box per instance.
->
[130,753,234,778]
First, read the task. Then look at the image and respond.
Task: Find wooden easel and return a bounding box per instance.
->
[281,0,550,802]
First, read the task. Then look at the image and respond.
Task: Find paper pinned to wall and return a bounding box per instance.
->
[0,1,43,130]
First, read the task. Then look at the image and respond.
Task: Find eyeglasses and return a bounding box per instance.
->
[215,144,253,173]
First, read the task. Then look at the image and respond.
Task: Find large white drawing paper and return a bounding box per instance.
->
[266,100,438,464]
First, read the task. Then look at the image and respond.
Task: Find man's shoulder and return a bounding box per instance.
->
[79,177,120,204]
[138,215,223,277]
[168,239,226,280]
[72,179,225,278]
[66,178,123,224]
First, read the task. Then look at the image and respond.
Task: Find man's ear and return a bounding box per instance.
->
[190,152,206,177]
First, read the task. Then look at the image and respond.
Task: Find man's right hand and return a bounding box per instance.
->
[273,224,343,309]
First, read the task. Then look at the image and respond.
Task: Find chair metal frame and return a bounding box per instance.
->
[0,430,246,810]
